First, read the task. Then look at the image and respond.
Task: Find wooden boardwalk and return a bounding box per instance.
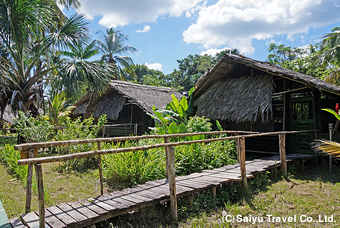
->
[8,153,312,228]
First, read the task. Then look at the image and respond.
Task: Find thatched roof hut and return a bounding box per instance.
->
[72,81,182,136]
[193,54,340,153]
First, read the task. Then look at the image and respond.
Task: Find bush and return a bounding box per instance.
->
[102,116,237,188]
[0,144,27,183]
[13,112,54,143]
[102,138,166,188]
[53,115,107,172]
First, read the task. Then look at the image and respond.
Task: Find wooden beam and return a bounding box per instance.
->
[97,142,104,195]
[237,137,247,189]
[279,133,287,178]
[17,130,319,166]
[25,149,35,213]
[35,163,45,227]
[164,137,170,181]
[167,146,177,221]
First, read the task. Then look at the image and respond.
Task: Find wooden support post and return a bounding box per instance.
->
[279,133,287,178]
[237,137,247,189]
[211,186,217,198]
[25,148,35,213]
[164,137,170,181]
[102,126,105,138]
[329,123,333,173]
[235,133,240,163]
[35,163,45,227]
[167,146,177,221]
[187,194,193,209]
[97,142,104,195]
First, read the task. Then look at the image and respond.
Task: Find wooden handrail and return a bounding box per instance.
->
[17,130,318,165]
[15,129,319,223]
[14,130,259,150]
[14,129,319,151]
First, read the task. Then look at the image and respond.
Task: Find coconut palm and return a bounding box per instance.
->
[50,40,116,104]
[0,0,115,124]
[318,27,340,84]
[96,29,137,80]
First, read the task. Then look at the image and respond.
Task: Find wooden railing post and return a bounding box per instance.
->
[164,137,170,180]
[97,142,104,195]
[279,133,287,178]
[237,137,247,189]
[35,163,45,227]
[168,145,177,221]
[25,148,35,213]
[235,133,240,163]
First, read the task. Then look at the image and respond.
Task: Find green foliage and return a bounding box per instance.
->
[102,116,236,188]
[321,108,340,121]
[53,115,107,171]
[13,112,54,143]
[149,91,195,133]
[50,93,75,125]
[102,139,166,188]
[0,144,27,183]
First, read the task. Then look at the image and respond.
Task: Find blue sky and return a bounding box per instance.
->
[63,0,340,74]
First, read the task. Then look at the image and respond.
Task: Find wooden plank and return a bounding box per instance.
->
[9,217,27,228]
[57,203,87,222]
[21,212,49,228]
[145,179,194,196]
[78,200,108,216]
[68,202,98,220]
[0,200,11,228]
[121,185,167,200]
[39,210,65,228]
[47,206,76,226]
[89,199,117,212]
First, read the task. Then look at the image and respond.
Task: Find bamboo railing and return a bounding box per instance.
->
[15,129,317,225]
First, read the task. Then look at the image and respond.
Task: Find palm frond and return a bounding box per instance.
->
[312,139,340,158]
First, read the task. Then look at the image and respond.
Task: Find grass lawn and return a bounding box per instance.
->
[104,159,340,228]
[0,161,103,219]
[1,152,340,228]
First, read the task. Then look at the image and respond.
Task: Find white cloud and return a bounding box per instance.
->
[183,0,340,55]
[200,47,231,56]
[80,0,204,28]
[136,25,151,33]
[143,63,163,71]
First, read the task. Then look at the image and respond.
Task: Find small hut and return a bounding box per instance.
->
[72,81,182,136]
[193,54,340,154]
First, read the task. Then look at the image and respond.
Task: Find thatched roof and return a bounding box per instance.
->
[193,54,340,123]
[194,74,273,123]
[194,54,340,99]
[72,81,183,120]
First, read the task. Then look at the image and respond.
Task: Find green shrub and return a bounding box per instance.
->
[102,138,166,188]
[53,115,107,172]
[0,144,27,183]
[13,112,54,143]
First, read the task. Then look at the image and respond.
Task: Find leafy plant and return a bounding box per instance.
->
[0,144,27,183]
[53,115,107,172]
[13,112,54,143]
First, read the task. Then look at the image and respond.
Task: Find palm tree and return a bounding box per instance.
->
[318,27,340,84]
[0,0,114,124]
[50,40,116,104]
[96,29,137,80]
